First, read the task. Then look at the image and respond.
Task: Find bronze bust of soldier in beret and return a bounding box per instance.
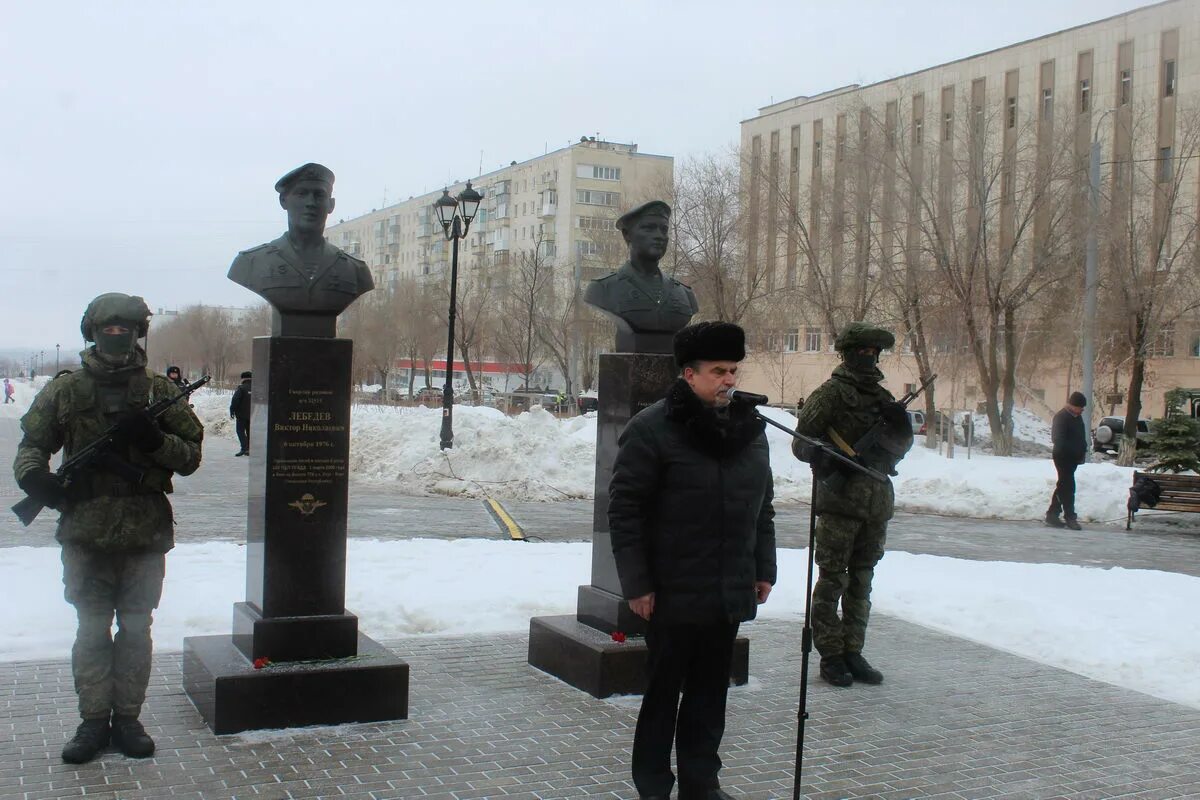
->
[228,163,374,337]
[583,200,699,354]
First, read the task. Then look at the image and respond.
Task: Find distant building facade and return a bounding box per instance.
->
[326,138,673,290]
[737,0,1200,420]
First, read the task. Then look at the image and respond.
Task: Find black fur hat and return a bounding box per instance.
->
[673,321,746,367]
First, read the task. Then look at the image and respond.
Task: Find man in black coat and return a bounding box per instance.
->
[230,371,252,457]
[609,321,777,800]
[1046,391,1088,530]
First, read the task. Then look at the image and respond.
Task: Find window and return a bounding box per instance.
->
[1120,69,1132,105]
[1007,97,1017,129]
[1002,168,1013,201]
[1158,146,1174,182]
[576,164,620,181]
[576,216,615,231]
[1148,326,1175,357]
[903,383,918,395]
[836,134,845,162]
[576,240,616,257]
[914,118,924,145]
[1042,87,1054,119]
[1164,59,1176,97]
[783,329,799,352]
[1079,78,1090,113]
[1032,388,1046,403]
[1190,332,1200,358]
[943,111,953,142]
[576,189,619,206]
[813,140,822,168]
[804,326,822,352]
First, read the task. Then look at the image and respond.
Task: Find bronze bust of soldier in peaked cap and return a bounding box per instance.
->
[583,200,699,354]
[228,163,374,337]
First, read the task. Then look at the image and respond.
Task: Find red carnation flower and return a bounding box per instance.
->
[253,657,271,669]
[611,631,627,643]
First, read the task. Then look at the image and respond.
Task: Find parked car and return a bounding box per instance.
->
[415,386,443,404]
[578,390,599,414]
[1092,416,1153,454]
[906,409,926,435]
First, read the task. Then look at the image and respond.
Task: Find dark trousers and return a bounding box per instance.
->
[1047,457,1078,520]
[632,618,739,798]
[235,416,250,453]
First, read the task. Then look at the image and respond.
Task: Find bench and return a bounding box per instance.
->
[1127,470,1200,529]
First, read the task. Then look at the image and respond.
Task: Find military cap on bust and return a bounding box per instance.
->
[673,321,746,367]
[274,163,335,194]
[616,200,671,232]
[834,321,895,353]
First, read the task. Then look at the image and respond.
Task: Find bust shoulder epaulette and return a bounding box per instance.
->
[237,243,272,257]
[667,275,693,289]
[341,249,367,268]
[593,271,619,284]
[51,368,75,381]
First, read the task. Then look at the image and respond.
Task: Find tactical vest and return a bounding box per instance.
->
[59,369,176,497]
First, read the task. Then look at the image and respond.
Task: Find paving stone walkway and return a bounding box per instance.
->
[4,616,1200,800]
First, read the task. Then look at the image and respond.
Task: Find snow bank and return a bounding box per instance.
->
[3,539,1198,711]
[189,394,1136,521]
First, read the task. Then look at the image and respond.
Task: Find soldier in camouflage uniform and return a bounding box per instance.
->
[792,322,912,688]
[13,294,203,763]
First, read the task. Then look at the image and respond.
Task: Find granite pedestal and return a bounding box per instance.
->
[185,336,408,732]
[529,353,751,697]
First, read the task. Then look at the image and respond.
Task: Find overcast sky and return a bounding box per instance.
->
[0,0,1146,354]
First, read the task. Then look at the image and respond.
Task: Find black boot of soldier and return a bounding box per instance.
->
[844,652,884,685]
[819,655,853,687]
[62,718,110,764]
[111,715,155,758]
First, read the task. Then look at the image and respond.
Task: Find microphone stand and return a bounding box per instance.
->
[753,409,888,799]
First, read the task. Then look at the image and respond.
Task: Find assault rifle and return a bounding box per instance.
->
[820,372,936,493]
[12,375,210,526]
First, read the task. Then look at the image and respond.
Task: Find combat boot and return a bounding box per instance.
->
[844,652,884,685]
[61,718,110,764]
[819,655,853,687]
[111,715,155,758]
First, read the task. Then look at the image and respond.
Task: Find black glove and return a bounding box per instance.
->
[115,410,165,452]
[17,470,67,509]
[809,447,838,477]
[880,401,908,427]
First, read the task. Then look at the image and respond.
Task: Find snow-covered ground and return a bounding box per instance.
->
[187,393,1137,523]
[1,539,1196,711]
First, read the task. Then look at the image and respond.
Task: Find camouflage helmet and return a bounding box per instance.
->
[80,293,152,341]
[834,321,895,353]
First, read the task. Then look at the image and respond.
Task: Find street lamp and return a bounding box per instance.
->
[1082,108,1118,437]
[55,344,60,373]
[433,180,484,450]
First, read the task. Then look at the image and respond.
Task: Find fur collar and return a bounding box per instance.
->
[664,378,765,457]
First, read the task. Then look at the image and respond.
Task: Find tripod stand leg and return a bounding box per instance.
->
[793,474,819,799]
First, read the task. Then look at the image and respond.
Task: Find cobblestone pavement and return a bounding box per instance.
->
[4,616,1200,800]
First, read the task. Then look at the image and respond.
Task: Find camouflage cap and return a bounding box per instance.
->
[834,321,895,352]
[80,293,152,341]
[275,162,335,194]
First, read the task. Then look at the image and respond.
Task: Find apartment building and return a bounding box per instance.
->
[737,0,1200,419]
[325,138,673,290]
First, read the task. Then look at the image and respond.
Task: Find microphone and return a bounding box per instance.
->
[726,389,770,406]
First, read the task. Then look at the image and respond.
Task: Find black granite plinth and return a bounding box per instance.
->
[183,633,408,735]
[576,585,645,635]
[232,602,358,662]
[272,311,338,338]
[247,336,352,625]
[528,615,749,699]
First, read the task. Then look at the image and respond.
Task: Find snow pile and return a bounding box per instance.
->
[964,407,1053,453]
[191,395,1136,521]
[2,539,1198,711]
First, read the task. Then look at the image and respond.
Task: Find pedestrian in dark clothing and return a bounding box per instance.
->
[1046,391,1088,530]
[165,366,188,391]
[230,371,252,456]
[609,321,777,800]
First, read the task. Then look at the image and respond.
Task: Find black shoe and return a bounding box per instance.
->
[1065,518,1082,531]
[819,655,853,687]
[62,718,110,764]
[234,450,247,457]
[1044,513,1066,528]
[111,715,155,758]
[844,652,883,685]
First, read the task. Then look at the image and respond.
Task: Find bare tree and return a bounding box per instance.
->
[1102,103,1200,465]
[432,266,493,395]
[496,236,555,388]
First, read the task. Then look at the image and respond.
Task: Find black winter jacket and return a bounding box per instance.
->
[230,380,252,420]
[1051,407,1087,464]
[608,379,777,625]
